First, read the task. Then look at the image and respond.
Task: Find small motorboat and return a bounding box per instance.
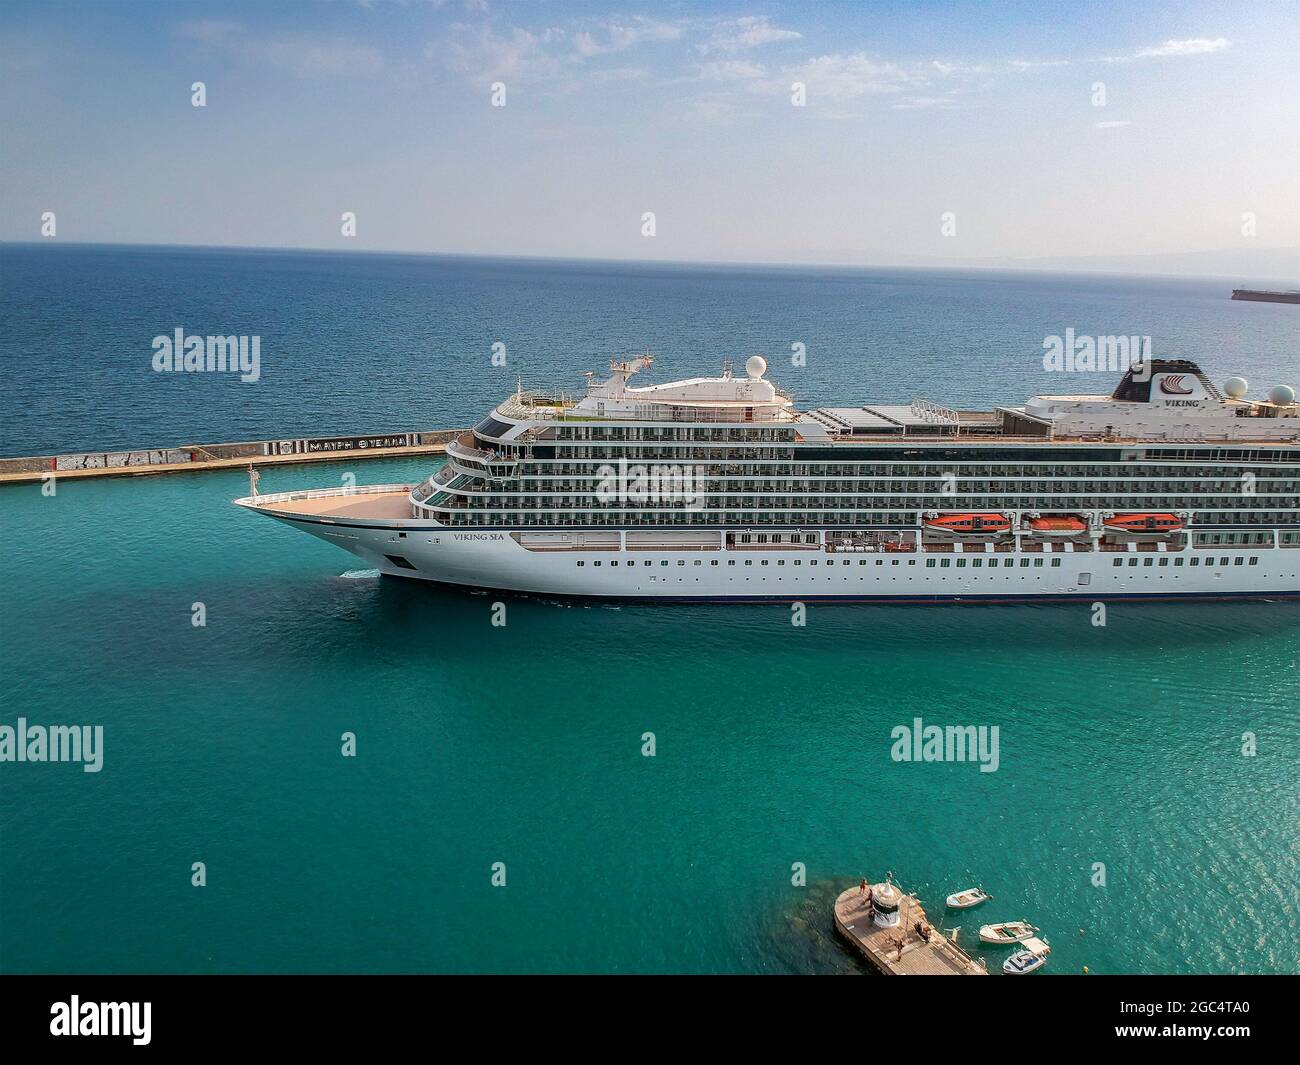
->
[1104,512,1182,534]
[1003,936,1051,974]
[924,513,1011,536]
[979,920,1039,945]
[946,887,993,910]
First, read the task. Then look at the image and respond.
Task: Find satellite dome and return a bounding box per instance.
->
[1268,384,1296,406]
[745,355,767,380]
[1223,376,1248,399]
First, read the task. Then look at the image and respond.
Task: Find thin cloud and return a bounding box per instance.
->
[892,95,963,111]
[931,60,990,77]
[1008,58,1071,70]
[437,23,567,81]
[1095,120,1134,128]
[573,17,683,59]
[1105,37,1230,62]
[697,59,766,81]
[699,16,802,55]
[784,53,924,98]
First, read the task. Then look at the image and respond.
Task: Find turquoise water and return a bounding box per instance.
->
[2,458,1298,973]
[2,247,1299,973]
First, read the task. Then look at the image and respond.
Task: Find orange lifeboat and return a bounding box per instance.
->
[1104,513,1183,534]
[882,539,916,552]
[1027,516,1088,536]
[924,513,1012,536]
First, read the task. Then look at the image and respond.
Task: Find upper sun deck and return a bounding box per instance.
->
[497,354,798,425]
[486,356,1300,446]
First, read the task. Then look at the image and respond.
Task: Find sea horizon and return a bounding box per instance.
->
[7,237,1300,286]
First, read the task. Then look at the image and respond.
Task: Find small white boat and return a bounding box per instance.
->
[946,887,993,910]
[979,920,1039,945]
[1003,936,1051,974]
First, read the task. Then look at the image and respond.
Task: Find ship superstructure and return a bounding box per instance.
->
[237,356,1300,602]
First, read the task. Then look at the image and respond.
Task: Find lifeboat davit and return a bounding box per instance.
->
[1104,513,1183,534]
[1027,515,1088,537]
[924,513,1012,535]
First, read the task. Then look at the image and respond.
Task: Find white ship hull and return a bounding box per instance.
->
[263,508,1300,602]
[237,356,1300,602]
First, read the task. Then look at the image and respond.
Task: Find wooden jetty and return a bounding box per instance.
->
[834,877,987,975]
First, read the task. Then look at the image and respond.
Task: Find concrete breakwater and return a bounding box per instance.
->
[0,429,465,485]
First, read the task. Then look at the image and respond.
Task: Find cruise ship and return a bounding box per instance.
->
[236,357,1300,602]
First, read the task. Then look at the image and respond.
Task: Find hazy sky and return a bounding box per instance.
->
[2,0,1298,264]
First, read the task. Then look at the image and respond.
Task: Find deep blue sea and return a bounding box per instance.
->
[1,244,1297,974]
[2,243,1298,456]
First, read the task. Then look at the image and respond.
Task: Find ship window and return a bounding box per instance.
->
[957,559,967,567]
[926,559,936,567]
[611,561,618,567]
[661,560,669,567]
[678,560,686,566]
[1113,558,1122,567]
[1050,558,1061,568]
[1158,558,1168,566]
[876,559,883,566]
[761,559,769,566]
[1190,557,1199,566]
[745,559,753,566]
[1020,558,1030,568]
[644,561,652,567]
[892,560,900,566]
[1033,558,1044,567]
[1220,557,1229,566]
[941,559,951,568]
[1129,559,1138,567]
[805,534,817,544]
[794,560,801,565]
[778,560,785,566]
[1143,558,1153,567]
[694,560,702,566]
[908,559,916,566]
[594,561,601,567]
[577,561,584,567]
[1249,557,1258,565]
[972,559,982,568]
[728,560,736,566]
[1234,557,1244,566]
[1174,558,1184,566]
[858,559,867,565]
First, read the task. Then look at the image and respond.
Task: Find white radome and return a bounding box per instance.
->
[1223,376,1248,399]
[1269,384,1296,406]
[746,355,767,380]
